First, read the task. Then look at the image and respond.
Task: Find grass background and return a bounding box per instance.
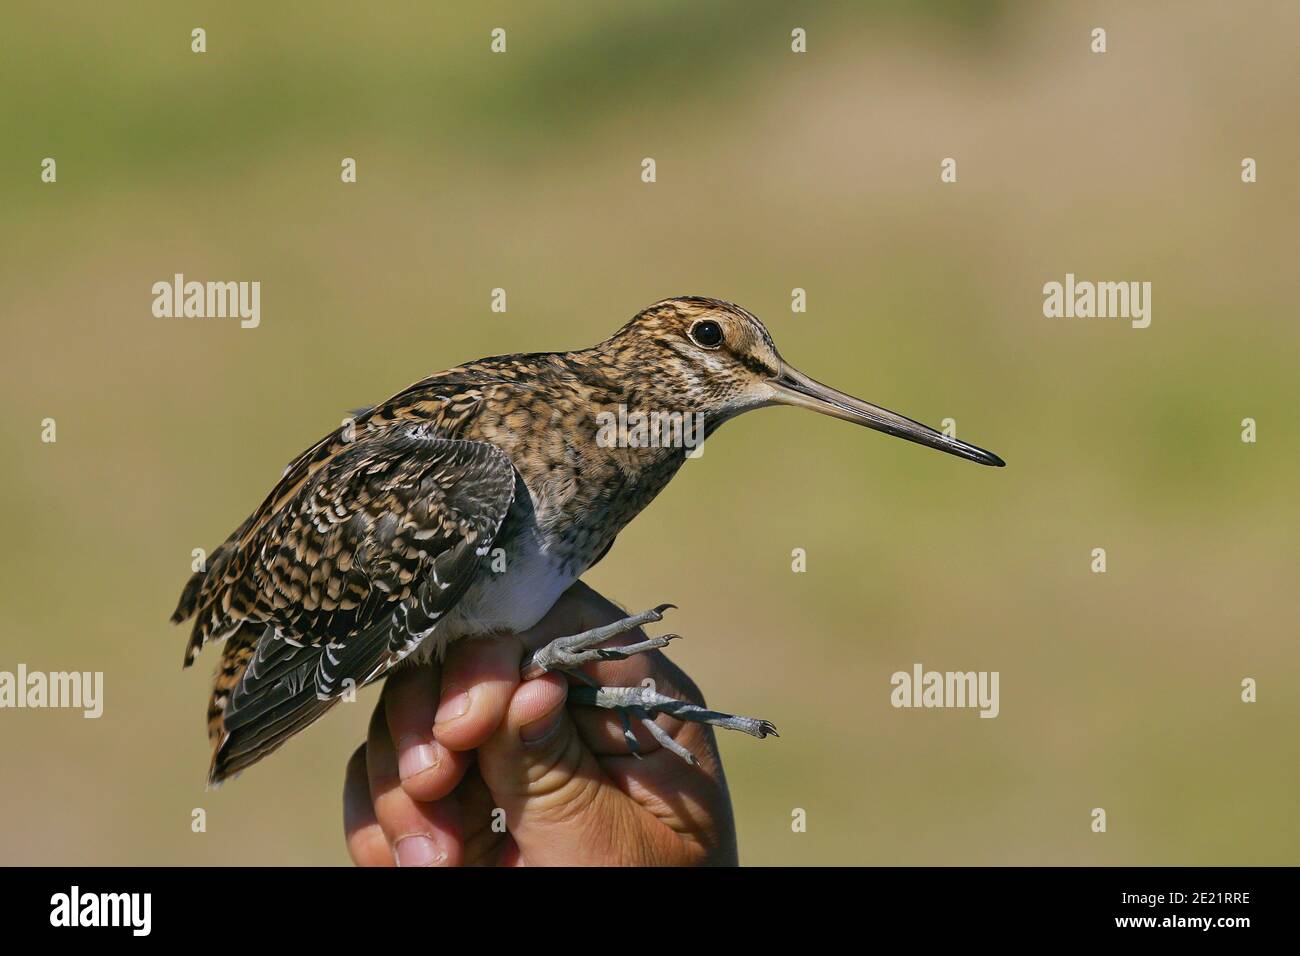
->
[1,0,1296,864]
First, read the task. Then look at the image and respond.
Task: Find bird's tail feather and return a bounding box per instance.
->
[207,620,394,785]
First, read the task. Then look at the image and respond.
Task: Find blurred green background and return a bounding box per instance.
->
[2,0,1297,865]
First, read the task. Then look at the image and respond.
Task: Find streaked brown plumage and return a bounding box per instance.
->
[173,296,1003,783]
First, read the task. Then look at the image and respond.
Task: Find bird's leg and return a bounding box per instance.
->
[520,604,679,680]
[519,604,778,765]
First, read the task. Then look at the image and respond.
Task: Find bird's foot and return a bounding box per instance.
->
[570,685,778,765]
[520,604,679,680]
[570,685,778,739]
[518,604,778,765]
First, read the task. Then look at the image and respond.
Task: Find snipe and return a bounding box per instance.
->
[173,296,1004,783]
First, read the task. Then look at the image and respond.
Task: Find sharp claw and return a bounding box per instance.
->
[651,603,677,616]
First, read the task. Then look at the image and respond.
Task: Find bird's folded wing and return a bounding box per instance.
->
[180,432,517,782]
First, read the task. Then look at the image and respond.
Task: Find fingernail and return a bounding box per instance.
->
[395,835,443,867]
[520,708,563,745]
[435,689,470,725]
[397,735,438,780]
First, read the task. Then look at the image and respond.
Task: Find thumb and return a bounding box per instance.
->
[476,673,678,866]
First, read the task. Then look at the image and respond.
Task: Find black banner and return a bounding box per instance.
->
[0,867,1279,941]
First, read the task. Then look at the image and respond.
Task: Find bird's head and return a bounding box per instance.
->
[600,295,1004,466]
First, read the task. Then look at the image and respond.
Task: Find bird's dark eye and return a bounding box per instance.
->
[689,320,724,349]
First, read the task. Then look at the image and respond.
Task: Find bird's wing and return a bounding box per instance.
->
[176,431,517,783]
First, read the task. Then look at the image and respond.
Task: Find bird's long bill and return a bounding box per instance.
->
[770,364,1006,467]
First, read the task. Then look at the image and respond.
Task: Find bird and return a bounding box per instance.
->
[172,295,1004,784]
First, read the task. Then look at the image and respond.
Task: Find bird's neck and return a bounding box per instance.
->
[487,351,697,568]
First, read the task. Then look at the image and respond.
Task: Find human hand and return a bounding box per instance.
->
[343,581,739,866]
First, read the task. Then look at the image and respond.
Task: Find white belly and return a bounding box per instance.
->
[413,533,578,662]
